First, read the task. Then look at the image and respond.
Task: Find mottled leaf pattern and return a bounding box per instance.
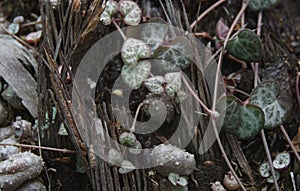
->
[8,23,20,34]
[121,60,151,89]
[249,0,280,11]
[166,84,178,98]
[144,76,165,94]
[119,0,142,26]
[119,160,135,174]
[128,140,142,154]
[154,37,194,70]
[250,81,288,129]
[140,17,169,52]
[119,132,136,146]
[107,148,123,165]
[227,29,262,62]
[121,38,151,66]
[165,72,182,90]
[217,95,265,140]
[168,173,180,186]
[100,0,118,25]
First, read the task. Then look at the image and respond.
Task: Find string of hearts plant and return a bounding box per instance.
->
[99,0,299,190]
[100,0,214,186]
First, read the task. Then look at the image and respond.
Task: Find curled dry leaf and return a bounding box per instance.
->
[0,136,19,161]
[119,0,142,26]
[0,35,38,117]
[151,144,196,177]
[0,152,44,191]
[15,179,46,191]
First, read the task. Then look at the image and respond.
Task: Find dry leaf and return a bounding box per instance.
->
[0,35,38,117]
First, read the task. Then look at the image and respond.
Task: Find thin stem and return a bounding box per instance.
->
[254,10,280,191]
[130,101,148,132]
[211,118,247,190]
[280,125,300,163]
[190,0,227,30]
[209,2,250,190]
[213,0,249,111]
[261,130,280,191]
[112,19,127,41]
[181,72,213,115]
[296,72,300,109]
[0,143,77,154]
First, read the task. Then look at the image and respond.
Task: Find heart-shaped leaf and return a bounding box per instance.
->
[121,38,151,66]
[8,23,20,34]
[217,95,265,140]
[119,160,135,174]
[144,76,165,94]
[177,177,188,186]
[166,84,178,99]
[100,0,118,25]
[128,140,142,154]
[154,37,194,70]
[119,0,142,26]
[250,81,288,129]
[108,148,123,165]
[226,29,262,62]
[140,17,169,52]
[121,60,151,89]
[249,0,280,11]
[119,132,136,146]
[168,172,180,186]
[165,72,182,90]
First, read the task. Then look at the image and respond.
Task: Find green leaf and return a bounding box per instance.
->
[226,29,262,62]
[100,0,118,25]
[128,140,142,154]
[140,17,169,52]
[250,81,288,129]
[121,38,151,66]
[121,60,151,89]
[249,0,280,11]
[119,132,136,146]
[144,76,165,94]
[165,72,182,90]
[119,0,142,26]
[166,84,177,99]
[168,172,180,186]
[217,95,265,140]
[154,37,194,70]
[177,177,188,186]
[108,148,123,165]
[119,160,135,174]
[8,23,20,34]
